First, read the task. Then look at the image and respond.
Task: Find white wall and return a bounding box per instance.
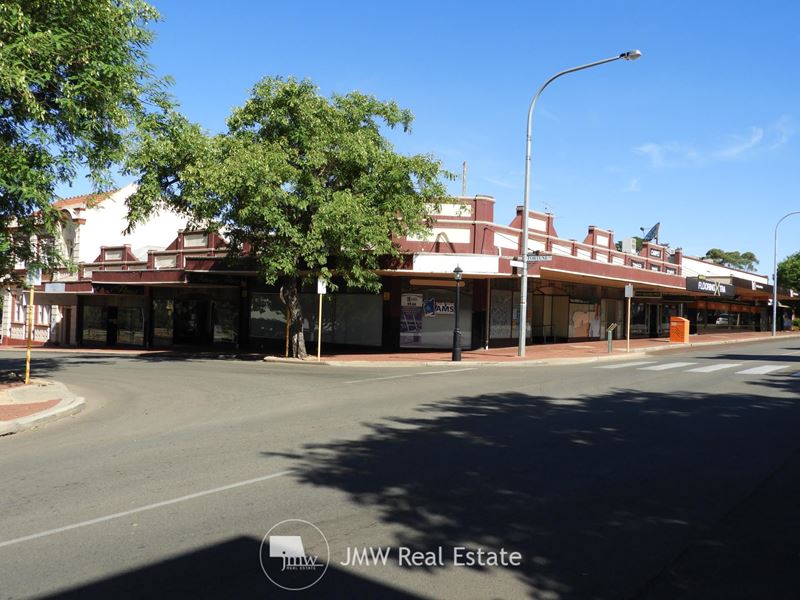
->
[77,183,188,263]
[682,256,768,283]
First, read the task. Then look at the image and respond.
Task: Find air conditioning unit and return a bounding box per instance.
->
[621,237,637,254]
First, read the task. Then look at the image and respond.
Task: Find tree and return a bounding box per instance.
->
[125,77,450,358]
[703,248,759,271]
[0,0,169,281]
[778,251,800,292]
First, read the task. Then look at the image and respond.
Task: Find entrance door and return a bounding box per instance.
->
[106,306,118,346]
[63,308,72,345]
[173,299,210,345]
[648,304,659,337]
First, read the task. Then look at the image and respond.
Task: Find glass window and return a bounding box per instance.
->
[400,287,471,349]
[117,307,144,346]
[82,306,107,343]
[212,300,239,343]
[152,298,174,347]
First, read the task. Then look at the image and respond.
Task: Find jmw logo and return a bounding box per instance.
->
[270,536,322,572]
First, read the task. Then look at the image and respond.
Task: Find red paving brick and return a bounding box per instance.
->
[0,399,59,421]
[310,331,800,363]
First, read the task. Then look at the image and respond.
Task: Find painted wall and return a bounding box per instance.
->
[77,184,188,263]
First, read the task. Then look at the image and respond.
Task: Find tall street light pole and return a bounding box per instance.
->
[452,265,463,361]
[518,50,642,357]
[772,211,800,336]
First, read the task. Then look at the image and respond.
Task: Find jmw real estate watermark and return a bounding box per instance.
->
[260,519,523,591]
[340,545,523,568]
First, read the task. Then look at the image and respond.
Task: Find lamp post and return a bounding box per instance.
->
[518,49,642,357]
[453,265,463,362]
[772,211,800,336]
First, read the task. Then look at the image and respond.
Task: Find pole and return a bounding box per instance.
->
[517,50,640,357]
[453,281,462,361]
[317,294,322,361]
[773,211,800,336]
[485,278,491,350]
[462,161,467,196]
[25,286,34,384]
[626,296,631,353]
[284,307,290,357]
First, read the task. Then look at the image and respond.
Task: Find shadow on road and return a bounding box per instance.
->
[265,375,800,599]
[39,536,420,599]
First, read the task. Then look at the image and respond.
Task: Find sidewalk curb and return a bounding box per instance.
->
[262,333,800,368]
[0,381,85,436]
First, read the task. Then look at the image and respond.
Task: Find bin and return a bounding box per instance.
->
[669,316,690,343]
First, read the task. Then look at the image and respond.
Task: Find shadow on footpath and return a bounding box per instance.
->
[38,536,420,599]
[263,375,800,599]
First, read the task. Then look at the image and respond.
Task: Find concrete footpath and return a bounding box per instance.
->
[0,379,85,436]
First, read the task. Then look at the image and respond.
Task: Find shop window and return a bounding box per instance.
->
[152,299,174,347]
[82,306,107,343]
[116,307,144,346]
[400,287,471,349]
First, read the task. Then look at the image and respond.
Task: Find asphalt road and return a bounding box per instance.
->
[1,339,799,599]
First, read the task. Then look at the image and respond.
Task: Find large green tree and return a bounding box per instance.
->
[125,77,449,358]
[703,248,759,272]
[0,0,168,281]
[778,251,800,292]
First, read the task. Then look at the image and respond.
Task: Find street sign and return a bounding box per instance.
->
[624,284,634,298]
[26,269,42,287]
[317,278,327,295]
[524,253,553,263]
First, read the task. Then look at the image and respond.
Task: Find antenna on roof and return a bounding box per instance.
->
[462,161,467,196]
[640,222,660,244]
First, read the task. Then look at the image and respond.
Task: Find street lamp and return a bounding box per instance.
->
[453,265,463,362]
[772,211,800,336]
[518,50,642,357]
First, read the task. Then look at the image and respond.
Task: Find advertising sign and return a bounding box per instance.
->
[685,277,735,298]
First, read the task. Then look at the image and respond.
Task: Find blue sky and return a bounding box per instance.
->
[60,1,800,270]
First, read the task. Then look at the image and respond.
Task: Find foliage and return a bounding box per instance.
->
[0,0,169,282]
[702,248,759,272]
[777,251,800,291]
[125,77,450,356]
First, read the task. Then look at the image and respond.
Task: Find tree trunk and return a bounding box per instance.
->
[281,276,308,359]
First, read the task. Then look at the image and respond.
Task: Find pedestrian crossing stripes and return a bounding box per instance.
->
[734,365,791,375]
[596,361,656,369]
[639,362,698,371]
[595,361,795,376]
[685,363,743,373]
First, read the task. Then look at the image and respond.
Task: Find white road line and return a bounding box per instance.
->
[596,361,656,369]
[342,373,418,384]
[639,362,698,371]
[0,470,292,550]
[735,365,791,375]
[344,367,477,384]
[416,368,477,376]
[685,363,743,373]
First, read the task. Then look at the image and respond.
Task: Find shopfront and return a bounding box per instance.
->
[399,279,473,349]
[78,285,241,348]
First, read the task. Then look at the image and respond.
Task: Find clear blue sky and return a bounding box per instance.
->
[60,1,800,270]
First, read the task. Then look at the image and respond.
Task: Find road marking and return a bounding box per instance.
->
[735,365,791,375]
[416,368,477,376]
[639,362,698,371]
[0,470,292,550]
[596,361,656,369]
[342,373,418,384]
[685,363,743,373]
[344,367,477,384]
